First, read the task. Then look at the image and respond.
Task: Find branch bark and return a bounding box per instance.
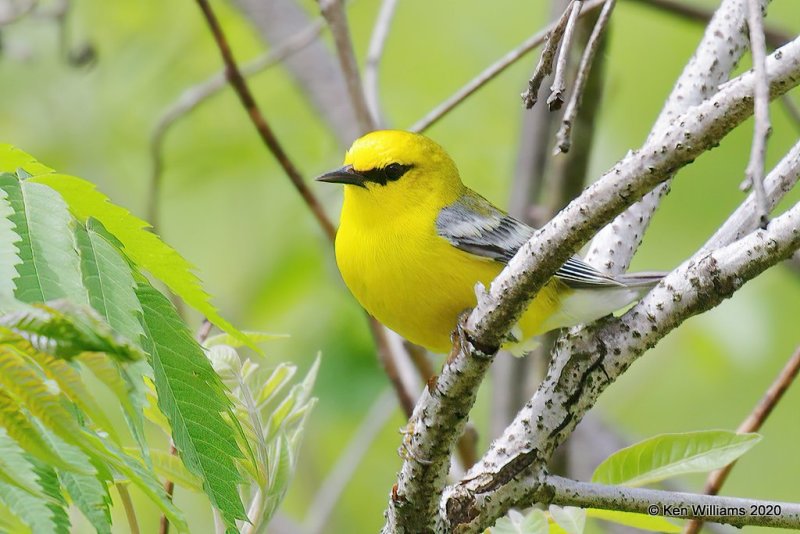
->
[383,34,800,533]
[543,475,800,529]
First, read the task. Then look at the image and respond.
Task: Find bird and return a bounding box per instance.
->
[317,130,662,354]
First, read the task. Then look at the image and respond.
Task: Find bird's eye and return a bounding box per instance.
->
[384,163,408,181]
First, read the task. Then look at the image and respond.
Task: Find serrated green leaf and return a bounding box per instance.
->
[29,457,70,534]
[491,509,548,534]
[41,429,112,534]
[129,448,203,493]
[0,145,53,176]
[0,430,53,500]
[0,185,22,302]
[587,509,680,532]
[0,175,86,306]
[0,302,142,361]
[19,344,121,445]
[0,497,33,534]
[592,430,761,487]
[136,283,246,528]
[76,219,149,452]
[80,353,151,459]
[549,506,585,534]
[0,362,88,474]
[30,173,254,349]
[204,331,288,349]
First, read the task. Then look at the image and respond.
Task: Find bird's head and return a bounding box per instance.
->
[316,130,464,215]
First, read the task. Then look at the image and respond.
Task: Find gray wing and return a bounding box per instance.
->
[436,190,624,289]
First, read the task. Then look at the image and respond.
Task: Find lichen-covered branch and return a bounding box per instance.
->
[444,201,800,532]
[383,34,800,534]
[585,0,763,274]
[542,475,800,529]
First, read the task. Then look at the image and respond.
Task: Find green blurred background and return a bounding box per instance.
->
[1,0,799,532]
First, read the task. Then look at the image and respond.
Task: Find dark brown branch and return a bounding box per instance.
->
[193,0,336,241]
[684,345,800,534]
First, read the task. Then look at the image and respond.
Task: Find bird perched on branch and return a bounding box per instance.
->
[317,130,662,353]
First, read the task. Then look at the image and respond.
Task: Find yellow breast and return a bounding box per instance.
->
[334,187,562,353]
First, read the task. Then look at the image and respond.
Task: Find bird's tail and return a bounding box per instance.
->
[615,271,666,295]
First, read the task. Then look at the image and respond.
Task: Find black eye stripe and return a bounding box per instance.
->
[360,163,412,186]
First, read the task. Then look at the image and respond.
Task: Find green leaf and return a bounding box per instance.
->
[0,185,22,302]
[0,367,87,474]
[0,145,54,177]
[75,219,149,452]
[28,457,70,534]
[0,302,143,361]
[491,509,548,534]
[0,174,86,305]
[44,430,112,534]
[30,173,254,349]
[0,430,53,500]
[587,509,680,532]
[19,343,122,445]
[591,430,761,487]
[79,353,151,458]
[136,283,246,528]
[0,498,32,534]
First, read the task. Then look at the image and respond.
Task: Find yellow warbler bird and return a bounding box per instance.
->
[318,130,661,354]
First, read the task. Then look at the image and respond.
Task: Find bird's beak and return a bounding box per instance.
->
[315,165,366,187]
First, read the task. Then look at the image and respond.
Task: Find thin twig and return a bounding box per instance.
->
[117,483,141,534]
[318,0,375,132]
[303,389,396,534]
[192,0,336,240]
[522,0,576,109]
[547,0,584,111]
[410,0,606,132]
[148,18,325,226]
[555,0,615,153]
[364,0,398,128]
[190,0,419,437]
[632,0,792,50]
[741,0,771,228]
[684,345,800,534]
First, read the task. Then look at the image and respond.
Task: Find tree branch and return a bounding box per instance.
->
[742,0,771,227]
[147,18,325,226]
[445,199,800,532]
[410,0,607,133]
[383,34,800,533]
[554,0,615,153]
[547,0,584,111]
[585,0,762,275]
[542,475,800,529]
